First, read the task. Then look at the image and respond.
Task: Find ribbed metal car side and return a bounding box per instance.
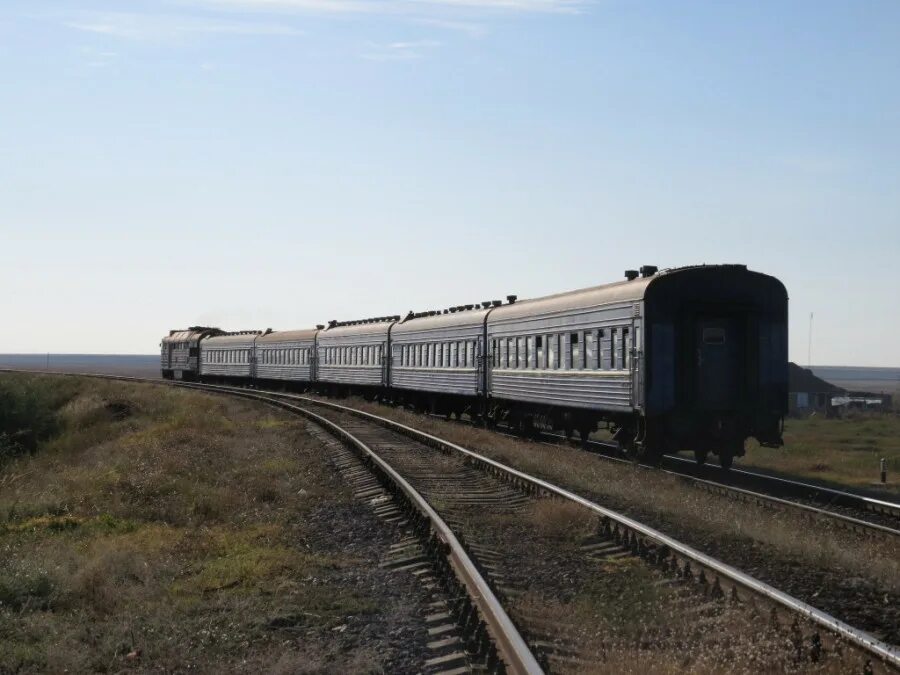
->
[256,329,319,383]
[486,280,652,412]
[316,321,395,388]
[199,333,260,379]
[391,309,491,397]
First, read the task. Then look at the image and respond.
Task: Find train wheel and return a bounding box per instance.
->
[719,452,734,470]
[694,449,708,466]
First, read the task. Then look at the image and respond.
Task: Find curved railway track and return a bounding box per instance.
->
[188,382,900,672]
[2,370,899,672]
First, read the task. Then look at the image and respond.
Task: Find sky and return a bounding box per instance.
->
[0,0,898,365]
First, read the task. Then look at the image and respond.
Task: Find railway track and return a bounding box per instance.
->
[187,382,899,672]
[2,370,899,672]
[544,433,900,537]
[522,432,900,540]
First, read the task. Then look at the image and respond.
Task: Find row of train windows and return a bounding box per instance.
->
[322,344,382,366]
[207,349,251,364]
[260,348,310,365]
[398,341,477,369]
[492,328,634,371]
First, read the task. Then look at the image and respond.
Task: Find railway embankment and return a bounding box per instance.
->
[0,375,430,673]
[334,397,900,647]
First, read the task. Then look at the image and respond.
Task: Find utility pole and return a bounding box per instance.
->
[46,352,50,371]
[807,313,813,368]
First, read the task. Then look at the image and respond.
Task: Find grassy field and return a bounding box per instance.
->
[742,403,900,493]
[0,374,422,673]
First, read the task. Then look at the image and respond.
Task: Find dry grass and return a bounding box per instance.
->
[324,397,899,592]
[741,407,900,493]
[525,498,594,541]
[0,375,400,673]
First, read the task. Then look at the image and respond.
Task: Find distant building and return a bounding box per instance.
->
[831,392,893,412]
[788,362,844,416]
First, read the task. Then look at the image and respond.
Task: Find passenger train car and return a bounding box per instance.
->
[161,264,788,468]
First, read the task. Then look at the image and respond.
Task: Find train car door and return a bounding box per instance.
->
[695,316,742,410]
[630,318,643,409]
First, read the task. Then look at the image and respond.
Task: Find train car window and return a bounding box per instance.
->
[535,336,544,368]
[585,332,595,369]
[611,329,618,369]
[435,342,442,368]
[445,342,451,368]
[548,334,557,369]
[570,333,581,370]
[450,342,457,367]
[703,327,726,345]
[597,330,605,369]
[623,328,631,369]
[609,328,622,370]
[518,337,526,369]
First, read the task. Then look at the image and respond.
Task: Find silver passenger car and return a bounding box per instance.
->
[256,328,321,383]
[391,307,490,397]
[316,317,399,389]
[161,327,222,380]
[200,331,265,380]
[486,279,651,413]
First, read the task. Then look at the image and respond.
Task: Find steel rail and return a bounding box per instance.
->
[534,429,900,529]
[668,455,900,519]
[526,432,900,539]
[176,385,544,675]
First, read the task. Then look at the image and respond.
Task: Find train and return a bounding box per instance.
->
[161,264,788,468]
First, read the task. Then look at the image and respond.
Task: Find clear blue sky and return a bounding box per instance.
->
[1,1,897,365]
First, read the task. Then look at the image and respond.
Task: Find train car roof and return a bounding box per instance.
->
[162,327,221,344]
[202,332,265,346]
[489,265,754,322]
[257,328,319,343]
[319,321,396,339]
[393,307,492,336]
[489,278,652,322]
